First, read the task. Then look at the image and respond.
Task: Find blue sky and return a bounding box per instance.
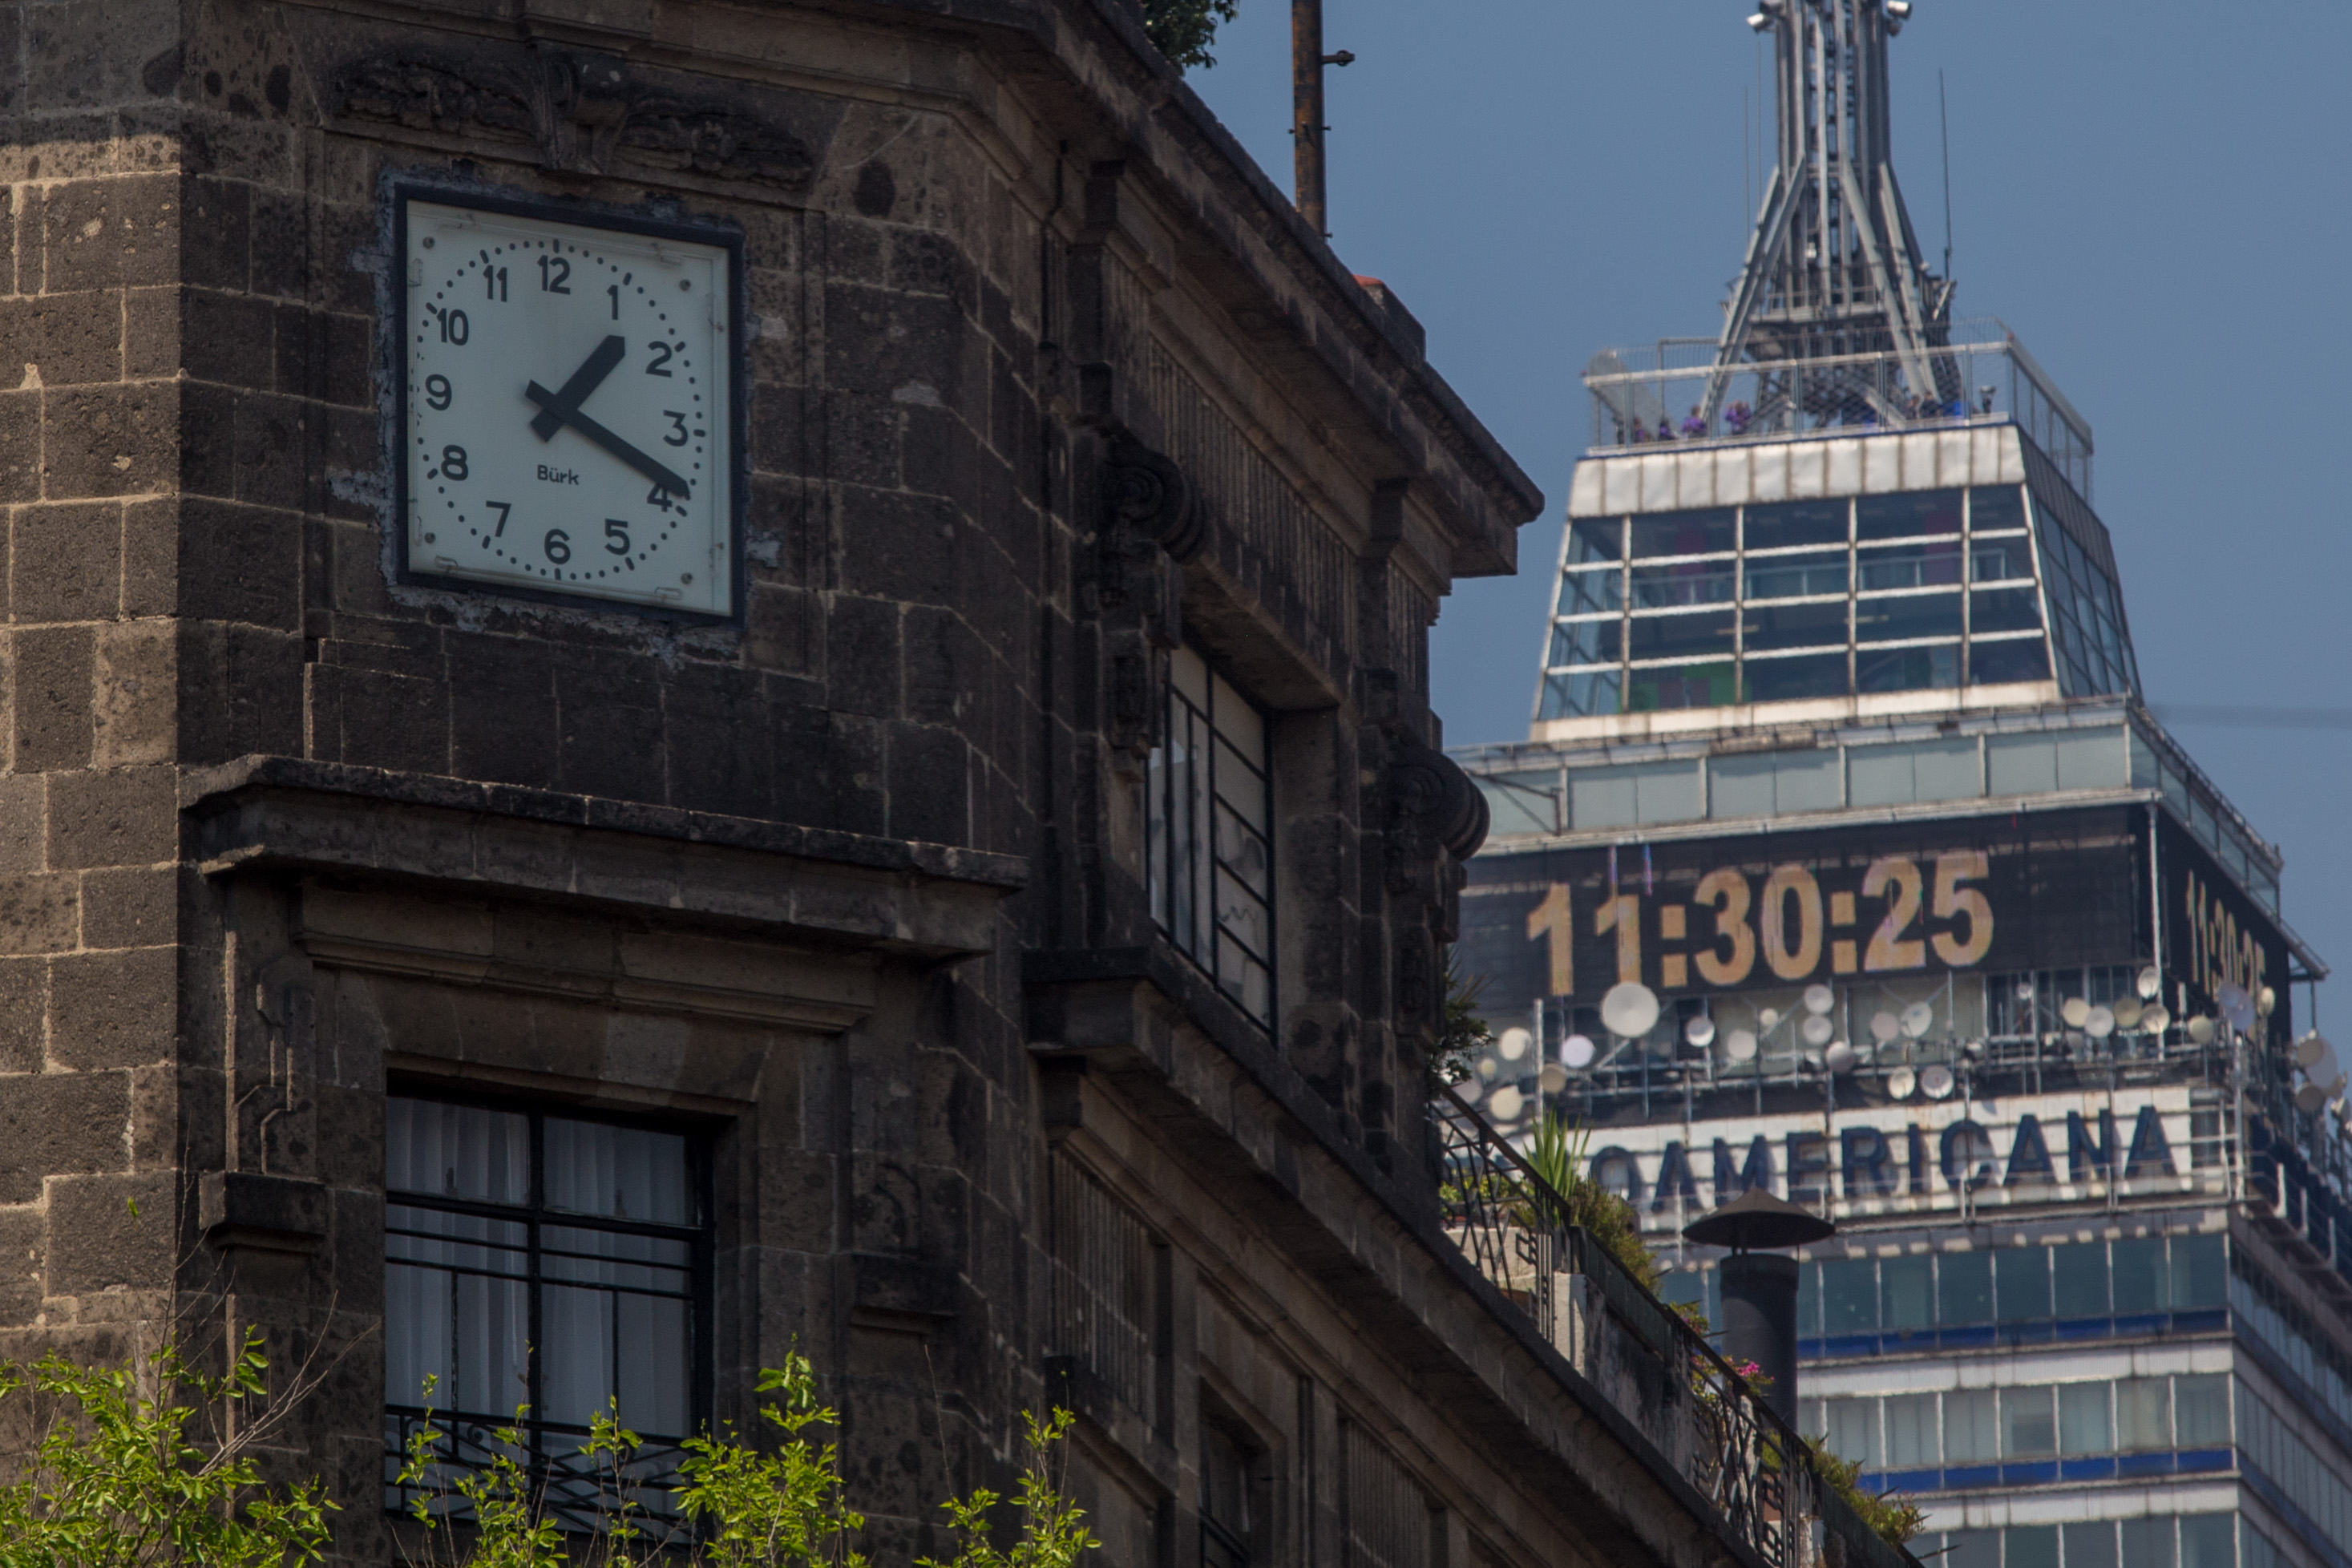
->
[1189,2,2352,1010]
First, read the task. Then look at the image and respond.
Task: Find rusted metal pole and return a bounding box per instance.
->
[1291,0,1327,235]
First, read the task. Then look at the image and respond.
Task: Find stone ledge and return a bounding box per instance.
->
[199,1171,329,1254]
[184,756,1024,961]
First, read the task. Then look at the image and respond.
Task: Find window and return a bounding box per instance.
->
[384,1094,707,1519]
[1885,1393,1938,1469]
[1944,1388,1998,1463]
[2002,1386,2055,1458]
[2057,1383,2111,1454]
[2116,1377,2172,1450]
[1200,1420,1255,1568]
[1149,646,1273,1024]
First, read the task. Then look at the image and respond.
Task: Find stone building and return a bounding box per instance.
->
[0,3,1897,1568]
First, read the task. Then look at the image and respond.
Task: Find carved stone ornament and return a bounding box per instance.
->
[1383,739,1489,897]
[335,49,814,188]
[1104,434,1205,563]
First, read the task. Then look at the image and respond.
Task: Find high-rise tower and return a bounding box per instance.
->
[1450,14,2350,1568]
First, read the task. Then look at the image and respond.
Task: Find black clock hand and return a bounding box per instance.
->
[527,335,628,442]
[523,380,694,498]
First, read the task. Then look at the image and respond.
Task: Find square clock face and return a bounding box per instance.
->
[399,193,740,616]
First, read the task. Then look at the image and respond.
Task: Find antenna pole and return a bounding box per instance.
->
[1940,69,1954,277]
[1292,0,1328,236]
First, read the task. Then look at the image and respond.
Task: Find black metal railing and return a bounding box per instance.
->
[1429,1086,1911,1568]
[383,1408,694,1538]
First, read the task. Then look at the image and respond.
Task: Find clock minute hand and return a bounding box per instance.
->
[527,334,628,442]
[523,381,694,498]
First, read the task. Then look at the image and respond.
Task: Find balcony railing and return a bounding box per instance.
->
[1429,1087,1915,1568]
[383,1407,693,1538]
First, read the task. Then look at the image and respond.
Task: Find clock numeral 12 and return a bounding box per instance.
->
[538,255,571,293]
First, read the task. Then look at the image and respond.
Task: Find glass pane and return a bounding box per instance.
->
[1944,1388,1998,1462]
[1214,746,1269,838]
[2052,1242,2108,1318]
[1201,1424,1253,1535]
[1798,1261,1821,1335]
[1857,489,1963,541]
[2111,1238,2164,1312]
[1626,663,1738,713]
[1211,675,1265,770]
[545,1118,693,1224]
[1632,560,1736,608]
[2116,1377,2172,1449]
[2002,1386,2055,1457]
[2174,1374,2230,1446]
[1569,518,1625,564]
[1540,669,1622,720]
[543,1283,618,1427]
[2169,1235,2227,1309]
[1947,1532,2001,1568]
[1745,499,1849,550]
[2066,1523,2119,1568]
[1885,1393,1938,1468]
[1938,1251,1993,1324]
[1631,507,1736,559]
[1559,568,1622,616]
[2006,1526,2059,1568]
[2180,1517,2233,1568]
[1826,1398,1881,1469]
[616,1291,691,1437]
[1970,486,2028,532]
[1858,542,1965,591]
[1854,592,1964,643]
[1744,551,1849,601]
[1971,587,2043,633]
[1857,644,1960,694]
[1997,1247,2051,1320]
[1627,611,1736,663]
[2120,1518,2176,1568]
[541,1225,693,1294]
[387,1097,528,1203]
[1745,652,1850,702]
[2058,1382,2112,1454]
[1172,644,1210,707]
[1745,601,1850,652]
[1822,1258,1877,1333]
[1881,1255,1933,1330]
[1214,867,1270,960]
[1970,535,2036,583]
[1551,619,1622,667]
[385,1260,454,1410]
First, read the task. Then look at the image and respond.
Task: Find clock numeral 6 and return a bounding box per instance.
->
[439,445,469,482]
[425,374,453,411]
[544,528,572,565]
[604,519,631,556]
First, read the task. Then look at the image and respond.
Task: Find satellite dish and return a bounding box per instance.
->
[2295,1033,2332,1069]
[1921,1064,1956,1099]
[1887,1065,1918,1100]
[1901,1002,1935,1039]
[1601,981,1662,1039]
[2295,1082,2329,1115]
[1454,1077,1482,1105]
[1801,1014,1835,1047]
[1724,1028,1760,1063]
[2136,965,2161,1000]
[2016,980,2037,1002]
[1539,1062,1569,1093]
[1963,1039,1987,1059]
[1800,1049,1825,1073]
[1825,1041,1858,1074]
[1686,1015,1718,1048]
[1487,1085,1526,1121]
[2112,996,2144,1030]
[2140,1004,2170,1034]
[1498,1027,1533,1062]
[1804,984,1836,1016]
[2062,996,2091,1029]
[2188,1016,2217,1045]
[2085,1005,2116,1041]
[2218,983,2255,1033]
[1870,1011,1901,1044]
[1759,1007,1782,1030]
[1477,1057,1499,1081]
[1562,1033,1598,1069]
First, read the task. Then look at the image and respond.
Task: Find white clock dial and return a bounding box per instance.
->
[402,196,737,616]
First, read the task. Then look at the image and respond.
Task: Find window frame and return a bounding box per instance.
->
[1148,645,1276,1027]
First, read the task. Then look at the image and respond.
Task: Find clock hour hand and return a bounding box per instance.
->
[527,335,628,442]
[523,380,694,499]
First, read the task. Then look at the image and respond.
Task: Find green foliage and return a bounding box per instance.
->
[0,1329,337,1568]
[1142,0,1239,70]
[1430,948,1493,1089]
[1521,1113,1663,1295]
[1804,1436,1926,1549]
[917,1408,1097,1568]
[670,1356,866,1568]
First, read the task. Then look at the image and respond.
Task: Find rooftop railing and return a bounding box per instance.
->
[1428,1086,1914,1568]
[1585,318,2092,502]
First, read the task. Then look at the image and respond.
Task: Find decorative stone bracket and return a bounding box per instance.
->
[1095,432,1202,775]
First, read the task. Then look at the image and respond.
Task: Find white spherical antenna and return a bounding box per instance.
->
[1801,1013,1835,1047]
[1901,1001,1936,1039]
[1724,1028,1760,1063]
[1539,1062,1569,1093]
[1497,1026,1534,1062]
[1759,1007,1782,1030]
[1825,1041,1858,1074]
[2219,983,2256,1033]
[2085,1005,2116,1041]
[2061,996,2091,1029]
[2136,965,2161,1000]
[2016,979,2037,1002]
[1601,981,1662,1039]
[1886,1065,1918,1100]
[1477,1057,1499,1081]
[2140,1004,2171,1034]
[1921,1063,1956,1099]
[2260,986,2277,1016]
[1686,1015,1718,1049]
[1562,1033,1598,1069]
[2112,996,2144,1030]
[2188,1015,2217,1045]
[1487,1085,1526,1121]
[1869,1011,1901,1044]
[1803,984,1835,1016]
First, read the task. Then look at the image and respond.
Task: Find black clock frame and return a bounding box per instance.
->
[389,180,750,624]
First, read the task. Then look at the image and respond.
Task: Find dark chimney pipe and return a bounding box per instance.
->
[1291,0,1328,235]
